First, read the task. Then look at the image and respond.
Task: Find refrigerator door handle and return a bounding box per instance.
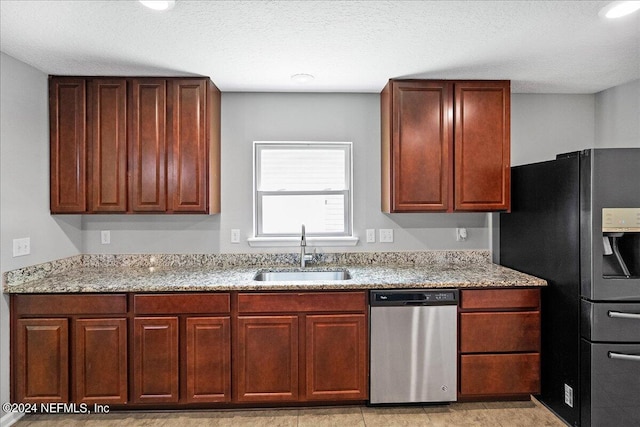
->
[608,310,640,320]
[608,352,640,362]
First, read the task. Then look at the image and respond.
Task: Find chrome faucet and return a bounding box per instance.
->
[300,224,314,268]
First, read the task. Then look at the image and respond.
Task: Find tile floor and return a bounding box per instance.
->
[13,400,566,426]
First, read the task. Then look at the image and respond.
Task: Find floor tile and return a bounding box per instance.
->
[361,405,430,426]
[12,400,568,427]
[426,409,504,427]
[491,407,567,427]
[177,409,299,427]
[297,406,365,427]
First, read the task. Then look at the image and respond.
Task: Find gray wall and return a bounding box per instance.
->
[595,79,640,148]
[0,53,82,420]
[83,92,490,254]
[510,93,596,165]
[84,92,598,256]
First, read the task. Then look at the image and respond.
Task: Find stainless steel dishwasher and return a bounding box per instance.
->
[369,289,458,404]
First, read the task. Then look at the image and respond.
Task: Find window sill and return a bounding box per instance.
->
[247,236,359,248]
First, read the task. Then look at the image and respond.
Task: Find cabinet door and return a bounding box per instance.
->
[235,316,298,402]
[15,318,69,402]
[460,353,540,396]
[88,79,127,212]
[133,317,179,403]
[168,79,208,213]
[50,77,87,213]
[460,311,540,353]
[454,81,510,211]
[305,314,368,401]
[129,79,167,212]
[185,316,231,403]
[74,318,127,404]
[386,80,453,212]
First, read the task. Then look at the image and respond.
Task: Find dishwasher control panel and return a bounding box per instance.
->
[370,289,458,306]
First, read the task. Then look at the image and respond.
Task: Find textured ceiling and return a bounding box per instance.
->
[1,0,638,93]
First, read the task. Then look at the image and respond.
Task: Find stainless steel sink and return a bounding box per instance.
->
[253,270,351,281]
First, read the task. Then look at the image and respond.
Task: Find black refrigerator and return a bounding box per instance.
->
[500,148,640,427]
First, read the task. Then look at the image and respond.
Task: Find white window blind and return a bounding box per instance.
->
[255,142,352,237]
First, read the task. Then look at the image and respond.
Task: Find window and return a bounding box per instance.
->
[253,142,353,240]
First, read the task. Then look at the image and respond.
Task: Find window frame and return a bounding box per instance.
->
[252,141,354,240]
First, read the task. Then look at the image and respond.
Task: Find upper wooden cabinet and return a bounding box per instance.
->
[381,79,510,212]
[129,78,167,212]
[88,79,128,212]
[49,76,221,214]
[168,79,209,213]
[50,78,87,213]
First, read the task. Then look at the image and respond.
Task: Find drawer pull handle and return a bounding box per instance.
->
[607,311,640,320]
[608,352,640,362]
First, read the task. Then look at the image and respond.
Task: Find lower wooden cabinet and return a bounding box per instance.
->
[132,293,232,404]
[234,292,368,403]
[235,315,299,402]
[185,317,231,403]
[133,317,180,403]
[460,353,540,396]
[13,294,369,407]
[12,294,128,404]
[74,318,127,404]
[305,314,368,401]
[15,318,69,403]
[15,317,129,404]
[458,288,541,399]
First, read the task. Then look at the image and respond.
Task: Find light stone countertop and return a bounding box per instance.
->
[3,251,546,293]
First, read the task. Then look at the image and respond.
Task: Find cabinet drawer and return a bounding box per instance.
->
[460,353,540,396]
[460,311,540,353]
[14,294,127,316]
[238,292,366,313]
[460,289,540,310]
[134,293,230,314]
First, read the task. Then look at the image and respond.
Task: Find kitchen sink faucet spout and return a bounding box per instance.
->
[300,224,314,268]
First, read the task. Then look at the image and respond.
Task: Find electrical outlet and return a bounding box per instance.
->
[379,229,394,243]
[366,229,376,243]
[231,229,240,243]
[101,230,111,245]
[456,228,468,241]
[12,237,30,257]
[564,384,574,407]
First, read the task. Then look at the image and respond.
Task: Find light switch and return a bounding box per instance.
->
[101,230,111,245]
[231,229,241,243]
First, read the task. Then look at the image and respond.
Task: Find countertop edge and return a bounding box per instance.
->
[3,261,547,294]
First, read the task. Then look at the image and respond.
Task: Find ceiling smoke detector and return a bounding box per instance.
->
[600,1,640,18]
[139,0,176,11]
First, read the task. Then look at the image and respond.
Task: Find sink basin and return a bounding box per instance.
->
[253,270,351,281]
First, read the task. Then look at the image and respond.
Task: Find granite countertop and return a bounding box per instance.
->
[3,251,546,293]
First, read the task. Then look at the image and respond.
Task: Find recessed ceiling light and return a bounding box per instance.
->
[600,1,640,18]
[291,73,315,84]
[139,0,176,11]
